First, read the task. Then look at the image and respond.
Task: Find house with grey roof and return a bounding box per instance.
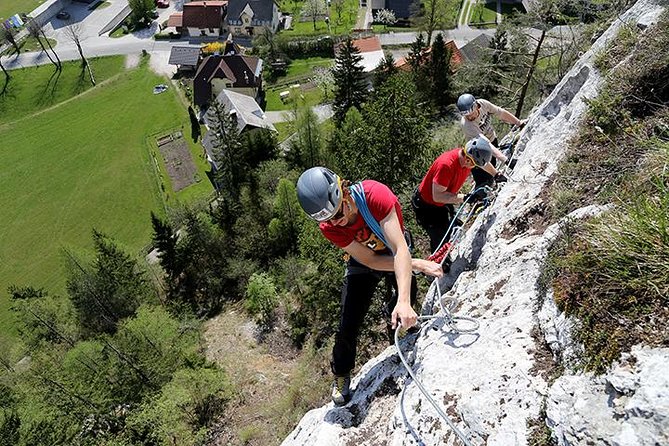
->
[459,33,493,63]
[202,89,276,171]
[168,46,202,71]
[225,0,280,36]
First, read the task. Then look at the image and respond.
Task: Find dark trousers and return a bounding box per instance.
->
[412,190,459,253]
[331,258,418,377]
[471,137,499,189]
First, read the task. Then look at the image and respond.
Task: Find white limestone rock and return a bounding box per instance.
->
[280,2,667,445]
[547,347,669,446]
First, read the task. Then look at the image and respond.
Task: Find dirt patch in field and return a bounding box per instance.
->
[156,132,199,192]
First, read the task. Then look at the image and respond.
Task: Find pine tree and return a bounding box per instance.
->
[150,212,180,284]
[65,231,151,337]
[206,98,244,200]
[429,33,453,110]
[332,37,368,123]
[362,74,430,189]
[288,106,323,169]
[407,33,431,101]
[373,51,398,89]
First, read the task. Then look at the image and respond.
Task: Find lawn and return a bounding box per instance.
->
[0,58,212,340]
[0,56,125,124]
[0,0,44,21]
[469,0,498,25]
[1,36,57,56]
[279,0,359,36]
[265,85,322,111]
[500,2,525,16]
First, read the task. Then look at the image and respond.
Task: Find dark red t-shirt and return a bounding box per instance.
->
[320,180,403,253]
[418,148,471,206]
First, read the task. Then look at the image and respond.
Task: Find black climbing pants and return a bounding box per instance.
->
[412,189,459,253]
[331,258,418,377]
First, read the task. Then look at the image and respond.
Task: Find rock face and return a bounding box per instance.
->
[280,2,668,445]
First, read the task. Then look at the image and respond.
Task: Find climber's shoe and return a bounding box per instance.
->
[331,375,352,406]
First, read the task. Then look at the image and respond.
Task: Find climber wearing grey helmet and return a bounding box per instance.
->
[412,137,493,252]
[296,167,443,406]
[457,93,525,187]
[296,166,344,221]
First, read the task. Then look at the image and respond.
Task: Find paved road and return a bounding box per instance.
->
[378,27,496,48]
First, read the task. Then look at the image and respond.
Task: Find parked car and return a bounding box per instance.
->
[56,10,70,20]
[153,84,169,94]
[156,0,169,8]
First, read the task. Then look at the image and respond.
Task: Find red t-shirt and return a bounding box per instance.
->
[320,180,403,253]
[418,148,471,206]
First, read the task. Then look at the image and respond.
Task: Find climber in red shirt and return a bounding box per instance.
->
[297,167,443,406]
[412,137,493,253]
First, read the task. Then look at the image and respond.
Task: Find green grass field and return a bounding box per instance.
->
[0,57,213,340]
[0,0,44,21]
[469,1,498,25]
[279,0,358,36]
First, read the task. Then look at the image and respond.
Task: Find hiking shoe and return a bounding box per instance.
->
[331,375,352,406]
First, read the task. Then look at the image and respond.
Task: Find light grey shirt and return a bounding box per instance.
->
[460,99,505,142]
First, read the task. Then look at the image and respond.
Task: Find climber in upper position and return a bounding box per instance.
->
[457,93,525,188]
[296,167,443,406]
[412,137,493,254]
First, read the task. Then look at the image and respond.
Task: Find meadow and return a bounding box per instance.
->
[0,57,213,339]
[0,0,44,21]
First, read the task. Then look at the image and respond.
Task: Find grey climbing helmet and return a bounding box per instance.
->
[464,137,492,167]
[297,167,344,221]
[456,93,477,116]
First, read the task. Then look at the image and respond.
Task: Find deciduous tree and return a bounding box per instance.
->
[374,9,397,29]
[27,19,59,70]
[64,23,95,85]
[303,0,327,31]
[128,0,155,27]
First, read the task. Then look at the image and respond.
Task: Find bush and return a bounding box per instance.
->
[245,273,279,331]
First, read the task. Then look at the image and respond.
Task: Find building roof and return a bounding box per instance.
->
[386,0,413,19]
[395,39,464,71]
[168,46,201,66]
[216,89,277,132]
[459,33,493,63]
[167,12,183,27]
[226,0,277,24]
[338,36,385,73]
[182,1,227,29]
[193,54,263,105]
[352,35,382,53]
[202,90,276,165]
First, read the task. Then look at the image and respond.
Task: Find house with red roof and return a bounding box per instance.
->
[395,39,464,72]
[172,0,228,37]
